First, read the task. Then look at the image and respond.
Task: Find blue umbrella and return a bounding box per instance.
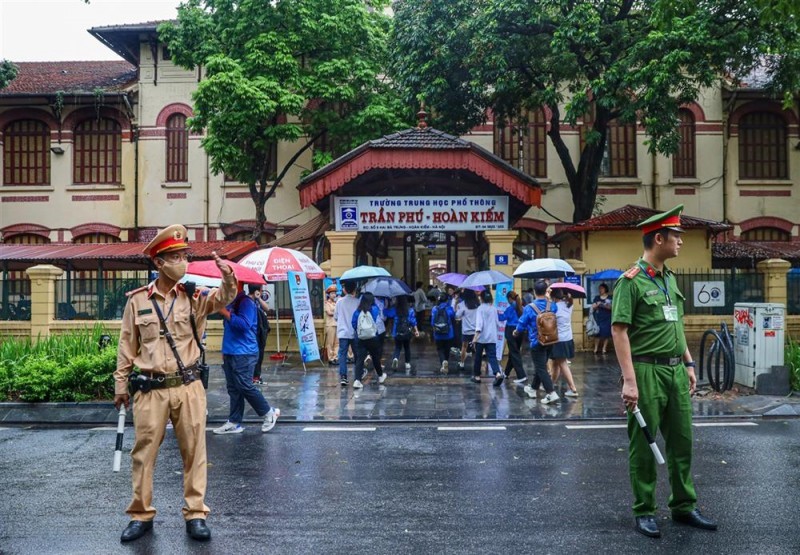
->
[340,265,391,281]
[590,269,624,280]
[364,277,412,298]
[461,269,514,288]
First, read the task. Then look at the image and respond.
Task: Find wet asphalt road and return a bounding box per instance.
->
[0,420,798,555]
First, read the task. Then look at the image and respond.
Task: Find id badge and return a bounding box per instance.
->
[662,305,678,322]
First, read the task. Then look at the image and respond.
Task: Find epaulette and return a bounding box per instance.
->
[623,266,640,279]
[125,285,149,297]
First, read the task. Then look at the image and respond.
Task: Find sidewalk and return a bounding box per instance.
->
[1,343,798,425]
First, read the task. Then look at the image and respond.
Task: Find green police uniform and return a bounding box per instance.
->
[611,204,697,518]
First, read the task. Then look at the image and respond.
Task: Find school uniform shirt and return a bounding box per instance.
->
[374,298,387,335]
[456,303,478,334]
[430,302,456,340]
[351,304,382,336]
[383,307,418,337]
[555,300,574,341]
[474,303,501,344]
[335,295,361,339]
[515,298,558,348]
[221,292,259,356]
[498,305,521,328]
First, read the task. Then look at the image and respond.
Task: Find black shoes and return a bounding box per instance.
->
[672,509,718,530]
[635,515,661,538]
[493,372,505,387]
[120,519,153,542]
[186,518,211,541]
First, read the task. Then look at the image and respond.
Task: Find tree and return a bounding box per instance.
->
[160,0,408,242]
[391,0,800,222]
[0,60,18,91]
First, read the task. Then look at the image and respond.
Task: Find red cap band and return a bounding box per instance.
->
[641,215,681,235]
[149,237,189,258]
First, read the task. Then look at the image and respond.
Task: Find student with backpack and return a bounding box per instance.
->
[455,289,480,371]
[514,280,560,404]
[430,292,456,373]
[471,290,504,385]
[383,295,419,373]
[350,292,387,388]
[335,281,361,386]
[498,290,527,385]
[248,285,271,385]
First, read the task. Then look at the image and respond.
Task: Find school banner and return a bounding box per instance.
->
[494,282,513,357]
[287,271,321,363]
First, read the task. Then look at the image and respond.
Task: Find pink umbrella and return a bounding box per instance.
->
[238,247,325,281]
[186,259,267,285]
[550,282,586,298]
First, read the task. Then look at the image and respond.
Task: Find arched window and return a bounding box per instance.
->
[673,109,696,178]
[739,112,787,179]
[3,119,50,185]
[165,113,188,182]
[514,229,548,260]
[741,227,791,242]
[602,120,637,177]
[494,108,548,178]
[73,118,121,184]
[72,233,121,244]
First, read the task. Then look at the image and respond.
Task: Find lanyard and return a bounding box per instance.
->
[638,262,671,306]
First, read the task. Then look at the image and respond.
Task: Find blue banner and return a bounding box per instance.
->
[287,271,321,363]
[494,281,513,357]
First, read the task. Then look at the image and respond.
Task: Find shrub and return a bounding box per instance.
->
[787,340,800,392]
[14,356,60,401]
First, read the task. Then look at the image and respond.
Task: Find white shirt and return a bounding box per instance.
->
[474,303,500,344]
[334,295,360,339]
[456,303,478,334]
[375,298,386,334]
[556,301,574,341]
[413,288,428,312]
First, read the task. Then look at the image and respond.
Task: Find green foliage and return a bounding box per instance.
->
[0,59,17,90]
[160,0,410,240]
[0,326,117,402]
[786,339,800,392]
[391,0,800,222]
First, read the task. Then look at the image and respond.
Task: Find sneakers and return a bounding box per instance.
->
[392,358,399,369]
[404,363,412,371]
[493,372,506,387]
[457,362,465,371]
[450,347,461,355]
[470,376,481,384]
[213,421,243,434]
[513,377,527,385]
[353,380,364,389]
[378,373,387,384]
[523,385,537,399]
[340,376,348,386]
[564,389,579,397]
[541,391,560,404]
[364,355,372,369]
[261,408,279,433]
[440,360,449,374]
[252,377,264,385]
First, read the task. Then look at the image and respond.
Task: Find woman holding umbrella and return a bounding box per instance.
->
[592,283,613,355]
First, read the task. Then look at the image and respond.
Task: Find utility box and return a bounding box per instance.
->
[733,303,785,389]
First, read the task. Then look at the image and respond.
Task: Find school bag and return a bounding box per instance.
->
[433,307,452,335]
[530,300,559,346]
[357,310,378,340]
[395,314,412,341]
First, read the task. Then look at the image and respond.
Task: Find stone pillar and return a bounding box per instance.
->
[485,230,520,289]
[564,259,588,351]
[25,264,63,341]
[377,257,394,274]
[756,258,791,305]
[325,231,358,278]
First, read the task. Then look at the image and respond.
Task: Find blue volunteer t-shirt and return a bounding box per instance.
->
[515,298,558,347]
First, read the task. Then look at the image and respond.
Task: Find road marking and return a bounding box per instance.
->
[693,422,758,427]
[0,427,11,431]
[437,426,507,431]
[89,427,119,431]
[302,427,377,432]
[565,424,627,430]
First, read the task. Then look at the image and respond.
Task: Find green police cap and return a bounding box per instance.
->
[637,204,684,235]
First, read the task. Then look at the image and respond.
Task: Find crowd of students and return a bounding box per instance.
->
[325,278,580,401]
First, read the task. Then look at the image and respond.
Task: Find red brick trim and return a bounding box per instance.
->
[738,216,794,233]
[207,227,218,241]
[62,107,132,140]
[674,188,696,195]
[729,100,798,136]
[1,195,49,203]
[155,103,193,128]
[739,190,791,197]
[680,102,706,123]
[1,222,51,239]
[70,222,121,239]
[225,192,251,199]
[597,187,638,195]
[71,194,120,201]
[0,108,60,136]
[166,192,187,199]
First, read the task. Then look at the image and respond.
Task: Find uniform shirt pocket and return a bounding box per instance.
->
[135,316,161,343]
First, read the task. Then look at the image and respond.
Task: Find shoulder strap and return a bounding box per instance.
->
[182,282,206,363]
[545,300,551,311]
[531,302,542,315]
[150,297,187,373]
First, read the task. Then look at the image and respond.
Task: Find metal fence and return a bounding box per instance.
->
[788,271,800,315]
[54,273,151,320]
[0,276,31,320]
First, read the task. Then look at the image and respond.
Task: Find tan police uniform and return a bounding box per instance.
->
[115,225,237,523]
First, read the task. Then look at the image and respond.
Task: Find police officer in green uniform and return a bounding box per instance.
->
[611,204,718,538]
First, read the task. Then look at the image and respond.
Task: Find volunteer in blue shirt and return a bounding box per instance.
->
[514,280,560,404]
[498,290,527,385]
[430,293,456,373]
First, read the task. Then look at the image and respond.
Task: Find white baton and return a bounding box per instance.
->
[113,406,126,472]
[632,407,665,465]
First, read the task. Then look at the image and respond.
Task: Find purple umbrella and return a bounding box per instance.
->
[437,272,484,291]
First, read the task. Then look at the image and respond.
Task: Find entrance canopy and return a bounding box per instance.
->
[298,125,541,225]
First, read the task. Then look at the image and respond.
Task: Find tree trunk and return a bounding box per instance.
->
[570,138,606,223]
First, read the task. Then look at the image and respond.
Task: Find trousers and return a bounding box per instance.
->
[628,362,697,516]
[128,379,208,521]
[504,327,527,379]
[222,354,270,422]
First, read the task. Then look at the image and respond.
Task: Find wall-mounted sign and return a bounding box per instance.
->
[494,254,509,265]
[334,196,509,232]
[693,281,725,307]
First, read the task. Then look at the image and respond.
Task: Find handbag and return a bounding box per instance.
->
[585,307,600,337]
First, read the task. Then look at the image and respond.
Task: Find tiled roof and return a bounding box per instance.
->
[267,212,330,249]
[0,61,137,96]
[713,241,800,266]
[560,205,731,234]
[368,128,471,150]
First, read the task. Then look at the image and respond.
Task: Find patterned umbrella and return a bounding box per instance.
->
[238,247,325,282]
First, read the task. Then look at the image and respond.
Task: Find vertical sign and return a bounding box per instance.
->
[287,271,321,363]
[494,282,513,358]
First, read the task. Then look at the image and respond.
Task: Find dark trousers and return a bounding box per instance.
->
[435,339,450,364]
[530,344,554,393]
[392,338,411,362]
[253,336,267,379]
[222,354,270,422]
[355,337,384,379]
[504,327,526,379]
[473,342,501,377]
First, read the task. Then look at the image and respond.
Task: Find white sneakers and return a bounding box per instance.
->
[541,392,561,405]
[513,377,528,385]
[353,379,364,389]
[392,358,399,369]
[213,421,243,434]
[378,373,387,384]
[523,385,537,399]
[440,360,449,374]
[261,408,279,433]
[564,390,579,397]
[404,363,412,371]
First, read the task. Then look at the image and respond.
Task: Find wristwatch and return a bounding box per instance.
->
[684,361,696,368]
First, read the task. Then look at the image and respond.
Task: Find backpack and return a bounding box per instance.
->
[255,305,270,346]
[357,310,378,340]
[395,314,412,341]
[531,300,559,346]
[433,306,452,335]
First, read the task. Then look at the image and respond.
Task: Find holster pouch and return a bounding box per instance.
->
[198,362,209,389]
[128,373,152,396]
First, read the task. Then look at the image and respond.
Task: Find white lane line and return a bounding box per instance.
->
[89,427,119,431]
[437,426,507,431]
[0,427,11,431]
[566,424,627,430]
[693,422,758,427]
[302,427,377,432]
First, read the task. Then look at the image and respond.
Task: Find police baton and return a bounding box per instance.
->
[632,406,665,465]
[112,406,126,472]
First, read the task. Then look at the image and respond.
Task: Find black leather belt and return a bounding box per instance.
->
[631,355,682,366]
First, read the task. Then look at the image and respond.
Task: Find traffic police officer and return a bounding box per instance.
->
[114,225,237,542]
[611,205,718,538]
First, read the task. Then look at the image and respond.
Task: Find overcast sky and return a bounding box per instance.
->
[0,0,180,62]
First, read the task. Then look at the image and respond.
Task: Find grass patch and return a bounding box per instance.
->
[786,339,800,392]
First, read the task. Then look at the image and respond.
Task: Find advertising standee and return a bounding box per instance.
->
[287,271,321,364]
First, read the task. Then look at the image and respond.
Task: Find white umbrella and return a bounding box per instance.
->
[460,269,514,288]
[513,258,576,279]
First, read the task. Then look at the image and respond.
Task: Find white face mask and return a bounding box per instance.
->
[159,260,187,281]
